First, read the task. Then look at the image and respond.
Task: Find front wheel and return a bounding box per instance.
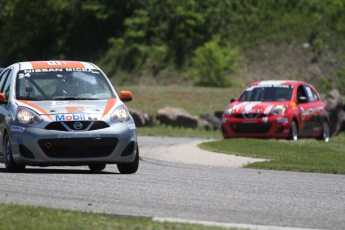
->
[288,120,298,141]
[117,147,139,174]
[3,133,25,172]
[318,121,330,142]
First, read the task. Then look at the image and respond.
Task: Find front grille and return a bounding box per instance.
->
[38,137,118,158]
[234,113,267,119]
[229,123,272,134]
[45,121,109,131]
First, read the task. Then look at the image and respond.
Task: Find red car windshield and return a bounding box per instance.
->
[238,85,293,102]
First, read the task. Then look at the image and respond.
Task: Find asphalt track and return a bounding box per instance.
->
[0,136,344,230]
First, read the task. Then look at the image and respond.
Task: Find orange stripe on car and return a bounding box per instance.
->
[66,106,84,113]
[30,61,85,69]
[102,98,117,118]
[18,100,53,120]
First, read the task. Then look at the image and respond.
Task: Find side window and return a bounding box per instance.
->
[304,86,319,102]
[0,69,10,91]
[296,85,307,99]
[1,70,12,100]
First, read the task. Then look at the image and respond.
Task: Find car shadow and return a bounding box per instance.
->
[0,157,144,174]
[0,167,120,174]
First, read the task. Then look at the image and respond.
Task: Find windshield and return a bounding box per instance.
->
[16,68,114,100]
[238,85,293,102]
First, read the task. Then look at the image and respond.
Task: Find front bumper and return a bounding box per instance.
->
[221,115,291,139]
[9,122,137,166]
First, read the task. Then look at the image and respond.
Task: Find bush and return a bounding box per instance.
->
[186,36,242,87]
[331,69,345,94]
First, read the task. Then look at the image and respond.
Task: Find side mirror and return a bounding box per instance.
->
[0,93,6,104]
[119,90,132,102]
[297,96,307,103]
[230,98,236,103]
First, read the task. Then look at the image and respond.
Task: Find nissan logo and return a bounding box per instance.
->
[242,110,260,119]
[73,122,83,130]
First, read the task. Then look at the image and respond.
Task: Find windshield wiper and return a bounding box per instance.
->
[52,97,98,100]
[16,96,42,101]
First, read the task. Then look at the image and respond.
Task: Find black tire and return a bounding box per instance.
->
[88,164,106,171]
[117,147,139,174]
[318,121,330,142]
[288,120,298,141]
[3,133,25,172]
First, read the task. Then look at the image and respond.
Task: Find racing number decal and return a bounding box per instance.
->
[30,61,85,69]
[46,61,67,66]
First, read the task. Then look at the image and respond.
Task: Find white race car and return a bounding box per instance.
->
[0,60,138,173]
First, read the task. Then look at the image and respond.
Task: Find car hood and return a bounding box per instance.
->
[16,99,118,115]
[231,101,289,114]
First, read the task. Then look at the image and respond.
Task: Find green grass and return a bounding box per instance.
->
[198,134,345,174]
[118,85,238,139]
[0,204,245,230]
[116,85,243,116]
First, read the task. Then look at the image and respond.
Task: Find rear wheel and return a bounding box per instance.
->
[88,164,106,171]
[318,121,330,142]
[288,120,298,141]
[3,133,25,172]
[117,147,139,174]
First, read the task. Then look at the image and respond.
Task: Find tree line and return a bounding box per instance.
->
[1,0,345,89]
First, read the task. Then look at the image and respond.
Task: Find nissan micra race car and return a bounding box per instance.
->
[221,80,330,141]
[0,60,138,173]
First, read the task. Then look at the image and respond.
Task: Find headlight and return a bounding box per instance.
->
[17,107,43,125]
[224,105,234,116]
[110,105,130,123]
[270,105,287,115]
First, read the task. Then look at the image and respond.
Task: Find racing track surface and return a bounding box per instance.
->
[0,136,345,230]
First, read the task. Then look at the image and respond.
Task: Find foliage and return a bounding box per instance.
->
[0,0,68,64]
[330,55,345,94]
[318,77,333,94]
[186,36,242,87]
[1,0,345,89]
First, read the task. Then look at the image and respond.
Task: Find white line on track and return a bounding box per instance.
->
[152,217,326,230]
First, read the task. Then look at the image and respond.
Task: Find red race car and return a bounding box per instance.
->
[221,80,330,141]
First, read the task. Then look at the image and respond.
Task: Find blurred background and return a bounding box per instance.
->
[1,0,345,94]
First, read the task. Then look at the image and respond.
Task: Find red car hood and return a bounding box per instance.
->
[231,101,288,114]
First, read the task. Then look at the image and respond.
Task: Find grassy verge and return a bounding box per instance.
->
[198,133,345,174]
[116,85,243,116]
[137,124,345,174]
[0,204,244,230]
